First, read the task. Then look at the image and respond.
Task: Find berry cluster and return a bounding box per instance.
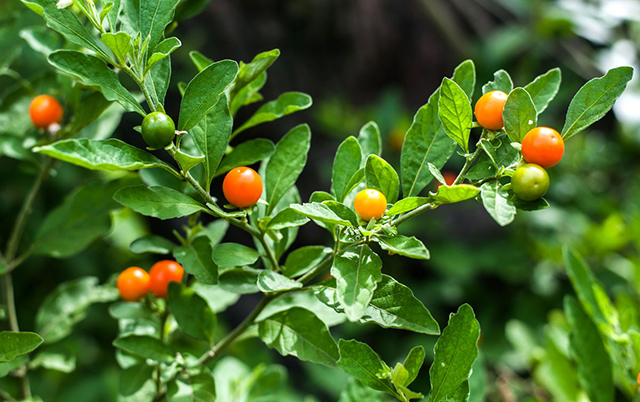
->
[117,260,184,301]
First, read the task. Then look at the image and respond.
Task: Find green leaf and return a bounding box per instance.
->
[535,331,579,402]
[452,60,476,99]
[291,203,353,227]
[432,184,479,205]
[173,236,218,285]
[562,66,634,140]
[357,121,382,160]
[120,363,154,396]
[258,307,339,367]
[191,94,232,188]
[562,247,607,327]
[365,155,400,204]
[191,283,240,314]
[442,381,470,402]
[338,378,385,402]
[130,235,176,255]
[214,138,275,177]
[212,243,260,266]
[524,68,561,114]
[564,296,613,402]
[34,180,121,258]
[167,372,216,402]
[265,125,311,215]
[468,352,486,402]
[168,282,216,343]
[429,304,480,402]
[178,59,239,132]
[323,201,360,227]
[257,270,303,293]
[101,32,132,65]
[503,88,537,143]
[332,245,383,322]
[29,350,76,373]
[482,70,513,94]
[0,332,43,363]
[439,78,472,153]
[332,137,362,202]
[146,56,171,107]
[139,0,180,51]
[336,339,399,397]
[25,0,110,59]
[403,346,425,386]
[230,72,267,116]
[386,197,431,216]
[173,149,204,173]
[114,185,207,220]
[229,48,280,100]
[316,274,440,334]
[377,235,430,260]
[113,335,175,363]
[147,37,181,70]
[282,246,330,278]
[401,87,457,197]
[189,51,213,71]
[36,277,117,343]
[48,50,144,115]
[342,168,365,200]
[480,181,516,226]
[218,268,259,294]
[267,208,310,230]
[33,138,178,177]
[233,92,312,136]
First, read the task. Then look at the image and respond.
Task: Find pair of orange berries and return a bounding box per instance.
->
[224,167,387,222]
[474,90,565,168]
[117,260,184,301]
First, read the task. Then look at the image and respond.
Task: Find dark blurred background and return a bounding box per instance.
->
[1,0,640,400]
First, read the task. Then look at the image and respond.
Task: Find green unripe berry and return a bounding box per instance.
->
[141,112,175,149]
[511,163,550,201]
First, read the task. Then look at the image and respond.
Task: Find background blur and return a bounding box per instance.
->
[1,0,640,400]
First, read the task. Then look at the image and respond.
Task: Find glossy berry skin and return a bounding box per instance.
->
[148,260,184,298]
[354,189,387,221]
[29,95,63,128]
[511,163,550,201]
[474,90,508,130]
[223,167,263,208]
[117,267,150,302]
[141,112,176,148]
[521,127,564,168]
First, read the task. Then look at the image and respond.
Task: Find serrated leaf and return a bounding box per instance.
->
[173,236,218,285]
[377,235,430,260]
[332,136,362,202]
[524,68,561,114]
[113,335,175,363]
[214,138,275,177]
[257,270,302,293]
[48,50,144,115]
[439,78,472,153]
[33,138,178,177]
[480,181,516,226]
[115,185,207,220]
[564,296,613,402]
[429,304,480,402]
[365,155,399,204]
[503,88,537,143]
[482,70,513,94]
[337,339,399,397]
[0,332,43,363]
[265,124,311,215]
[258,307,339,367]
[331,245,382,322]
[233,92,312,136]
[168,282,216,343]
[562,66,633,140]
[178,59,238,132]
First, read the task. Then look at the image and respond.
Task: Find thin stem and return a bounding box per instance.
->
[258,234,280,271]
[0,387,16,401]
[391,203,436,228]
[123,66,156,113]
